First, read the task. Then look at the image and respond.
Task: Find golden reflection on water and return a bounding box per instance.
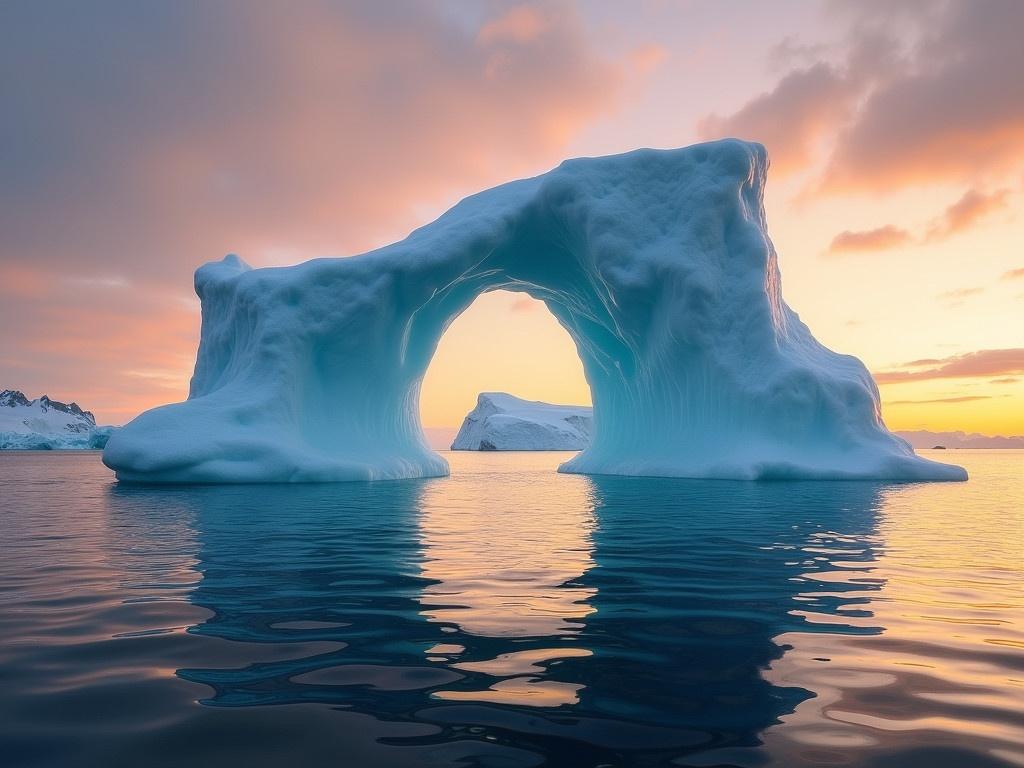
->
[417,451,596,706]
[760,450,1024,765]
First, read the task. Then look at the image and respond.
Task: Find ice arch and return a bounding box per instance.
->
[103,139,965,482]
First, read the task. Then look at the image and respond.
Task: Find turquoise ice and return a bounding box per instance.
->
[103,140,966,482]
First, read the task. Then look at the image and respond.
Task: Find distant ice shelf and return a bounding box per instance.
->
[452,393,592,451]
[102,139,966,482]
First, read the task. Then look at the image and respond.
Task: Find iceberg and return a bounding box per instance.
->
[452,393,592,451]
[1,389,116,450]
[103,139,966,482]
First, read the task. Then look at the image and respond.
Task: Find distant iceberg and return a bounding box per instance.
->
[1,389,116,450]
[103,139,966,482]
[452,393,592,451]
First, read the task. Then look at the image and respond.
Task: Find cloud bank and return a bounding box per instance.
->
[875,348,1024,384]
[0,1,624,420]
[701,0,1024,194]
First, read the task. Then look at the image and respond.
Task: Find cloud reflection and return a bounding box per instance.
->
[417,452,596,706]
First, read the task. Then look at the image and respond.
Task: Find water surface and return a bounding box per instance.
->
[1,450,1021,767]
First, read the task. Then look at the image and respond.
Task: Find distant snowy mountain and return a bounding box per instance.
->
[451,393,592,451]
[894,430,1024,449]
[0,390,115,449]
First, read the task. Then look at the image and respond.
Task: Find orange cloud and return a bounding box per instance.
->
[2,3,623,278]
[924,188,1010,241]
[823,185,1013,255]
[822,2,1024,192]
[826,225,911,255]
[0,2,627,424]
[629,44,669,75]
[699,62,861,174]
[0,261,202,418]
[1003,267,1024,280]
[0,263,50,299]
[874,348,1024,384]
[478,4,550,45]
[937,286,985,307]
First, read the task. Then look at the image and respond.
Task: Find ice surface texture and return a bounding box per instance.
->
[451,393,593,451]
[103,140,965,482]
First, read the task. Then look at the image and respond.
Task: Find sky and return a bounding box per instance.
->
[1,0,1022,435]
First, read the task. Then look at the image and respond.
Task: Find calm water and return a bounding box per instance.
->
[1,450,1021,767]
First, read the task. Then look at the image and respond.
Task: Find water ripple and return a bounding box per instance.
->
[0,449,1021,767]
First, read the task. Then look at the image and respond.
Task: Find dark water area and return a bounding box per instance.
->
[1,450,1021,767]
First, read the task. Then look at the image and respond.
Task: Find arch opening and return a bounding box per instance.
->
[417,288,594,458]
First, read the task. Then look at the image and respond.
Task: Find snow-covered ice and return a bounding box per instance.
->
[452,393,592,451]
[1,390,115,449]
[103,139,966,482]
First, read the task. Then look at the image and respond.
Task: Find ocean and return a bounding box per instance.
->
[1,449,1021,767]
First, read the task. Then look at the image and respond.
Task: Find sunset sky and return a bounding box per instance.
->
[2,0,1022,435]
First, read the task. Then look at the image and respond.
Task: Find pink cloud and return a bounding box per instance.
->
[1,279,200,423]
[826,225,911,255]
[629,44,669,75]
[925,188,1011,241]
[822,2,1024,192]
[823,186,1013,255]
[478,5,550,45]
[0,263,49,299]
[699,62,861,174]
[0,2,627,423]
[874,348,1024,384]
[2,2,623,279]
[699,1,1024,192]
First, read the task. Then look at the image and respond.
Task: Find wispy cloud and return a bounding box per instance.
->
[824,185,1013,255]
[826,225,911,255]
[924,188,1010,241]
[478,4,550,46]
[886,395,993,405]
[64,275,131,290]
[874,348,1024,384]
[1003,267,1024,280]
[938,286,985,306]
